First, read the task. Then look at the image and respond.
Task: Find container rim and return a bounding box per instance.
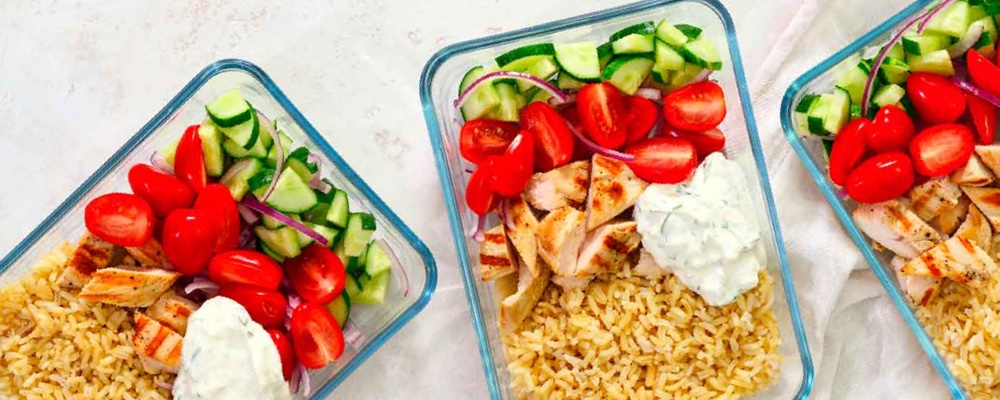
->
[777,0,966,399]
[0,58,439,399]
[419,1,814,398]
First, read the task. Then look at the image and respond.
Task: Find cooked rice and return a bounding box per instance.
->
[502,269,781,400]
[0,242,173,399]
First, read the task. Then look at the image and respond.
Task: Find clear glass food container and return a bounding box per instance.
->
[778,0,972,398]
[0,59,437,399]
[419,0,814,399]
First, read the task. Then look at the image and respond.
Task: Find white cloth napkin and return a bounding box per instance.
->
[747,0,954,398]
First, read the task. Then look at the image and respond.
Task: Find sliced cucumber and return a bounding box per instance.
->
[262,213,286,230]
[260,243,286,263]
[334,238,350,266]
[806,94,832,136]
[206,90,253,128]
[835,60,869,104]
[611,34,654,55]
[255,226,301,259]
[878,57,911,84]
[885,43,905,60]
[488,82,524,122]
[326,189,350,228]
[824,88,851,136]
[597,42,613,69]
[297,222,338,248]
[678,36,722,71]
[220,158,263,201]
[161,139,179,167]
[668,63,704,89]
[265,131,294,168]
[198,123,225,177]
[655,19,689,47]
[344,274,363,301]
[285,147,318,182]
[353,271,390,305]
[364,241,392,277]
[218,102,261,151]
[557,73,586,90]
[872,84,906,108]
[263,170,318,214]
[972,16,999,58]
[326,293,351,327]
[501,55,560,92]
[495,43,555,67]
[653,39,685,81]
[601,55,654,95]
[526,85,554,104]
[794,94,819,134]
[902,32,951,56]
[609,21,655,42]
[248,167,275,199]
[458,66,501,121]
[674,24,703,39]
[305,200,331,225]
[907,49,955,76]
[925,0,971,38]
[346,257,363,274]
[343,213,376,257]
[554,42,601,82]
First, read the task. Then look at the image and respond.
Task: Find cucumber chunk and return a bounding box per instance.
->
[495,43,555,67]
[326,189,350,228]
[262,213,286,230]
[458,66,501,121]
[554,42,601,82]
[343,213,376,257]
[500,55,560,92]
[206,90,253,128]
[878,58,911,84]
[601,55,654,95]
[902,32,950,56]
[248,167,275,199]
[364,241,392,277]
[326,293,351,326]
[265,131,294,168]
[668,63,704,89]
[794,94,819,133]
[264,170,319,214]
[872,84,906,108]
[353,271,390,305]
[597,42,614,69]
[219,104,261,151]
[925,0,971,38]
[674,24,703,39]
[907,49,955,76]
[835,60,870,104]
[806,95,832,136]
[260,243,286,263]
[255,226,301,259]
[285,147,318,182]
[678,36,722,70]
[198,123,225,177]
[609,22,655,42]
[655,19,689,47]
[220,158,263,201]
[557,73,586,90]
[488,82,524,122]
[612,34,655,55]
[824,88,851,136]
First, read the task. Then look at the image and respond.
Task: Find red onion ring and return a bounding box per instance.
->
[343,320,364,346]
[184,277,219,296]
[237,204,260,225]
[568,125,635,162]
[949,24,984,58]
[917,0,954,34]
[862,11,929,116]
[455,71,567,109]
[284,293,303,331]
[471,215,487,242]
[952,77,1000,107]
[549,93,577,107]
[635,88,663,102]
[257,110,285,201]
[242,197,330,246]
[693,70,712,82]
[150,152,174,174]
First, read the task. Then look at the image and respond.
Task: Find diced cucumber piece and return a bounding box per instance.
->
[902,32,951,55]
[655,19,689,47]
[972,4,988,21]
[197,123,225,177]
[794,94,819,133]
[326,293,351,327]
[248,167,275,199]
[260,243,286,263]
[285,147,318,182]
[264,171,318,214]
[806,95,832,136]
[298,223,338,248]
[495,43,555,67]
[879,58,911,84]
[305,200,331,225]
[255,226,301,259]
[334,238,350,266]
[343,213,376,257]
[218,102,260,151]
[668,63,704,89]
[597,42,613,69]
[674,24,703,39]
[554,42,601,82]
[609,21,655,42]
[501,55,560,92]
[601,55,654,95]
[346,257,363,274]
[653,39,686,81]
[265,131,294,168]
[353,271,390,305]
[459,66,501,121]
[160,139,179,167]
[206,90,253,128]
[987,0,1000,15]
[925,0,971,38]
[835,60,870,104]
[824,88,851,136]
[557,73,586,90]
[885,43,905,60]
[525,86,554,104]
[611,34,655,55]
[678,36,722,70]
[220,158,263,201]
[364,241,392,277]
[488,82,524,122]
[872,84,906,108]
[973,16,999,58]
[262,213,286,230]
[326,189,350,228]
[344,275,363,301]
[822,139,835,160]
[907,49,955,76]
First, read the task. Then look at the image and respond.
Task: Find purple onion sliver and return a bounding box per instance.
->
[237,204,260,224]
[184,277,219,296]
[952,77,1000,107]
[693,70,712,83]
[862,12,929,116]
[242,197,329,246]
[568,125,636,162]
[258,110,285,202]
[455,71,568,109]
[635,88,663,102]
[916,0,954,34]
[471,215,487,242]
[948,24,983,58]
[550,93,577,107]
[343,320,365,346]
[150,152,174,174]
[289,364,301,395]
[298,364,311,398]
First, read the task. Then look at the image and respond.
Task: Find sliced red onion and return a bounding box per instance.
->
[289,363,304,395]
[150,152,174,174]
[258,110,285,202]
[549,93,577,107]
[297,364,311,398]
[184,277,219,296]
[952,77,1000,107]
[343,320,364,346]
[917,0,954,34]
[471,215,487,242]
[949,24,984,58]
[237,204,260,225]
[305,153,327,190]
[635,88,663,102]
[693,70,712,82]
[497,198,515,231]
[455,71,567,108]
[242,197,330,246]
[568,125,636,162]
[862,12,929,116]
[237,224,257,249]
[284,293,303,331]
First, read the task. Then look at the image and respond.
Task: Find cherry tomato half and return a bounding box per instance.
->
[174,125,208,193]
[828,117,871,186]
[624,137,698,184]
[489,130,535,197]
[219,284,288,328]
[965,91,998,145]
[194,184,241,252]
[161,208,223,275]
[907,72,966,124]
[290,302,345,369]
[662,81,726,132]
[267,329,296,382]
[658,123,725,158]
[208,250,283,291]
[520,102,575,171]
[127,164,195,217]
[909,123,975,177]
[84,193,156,247]
[867,106,915,153]
[623,96,660,146]
[845,152,915,204]
[466,157,500,215]
[284,244,347,304]
[577,82,627,150]
[968,49,1000,99]
[560,106,595,161]
[459,119,519,165]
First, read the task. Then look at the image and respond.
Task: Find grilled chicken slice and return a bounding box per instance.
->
[585,154,649,230]
[891,256,940,307]
[955,204,993,253]
[58,232,119,289]
[133,312,183,374]
[975,145,1000,178]
[951,153,995,187]
[78,267,181,308]
[506,196,540,276]
[536,207,587,278]
[523,160,590,211]
[899,237,993,286]
[930,196,970,235]
[125,238,167,268]
[633,249,668,279]
[907,177,962,222]
[961,186,1000,231]
[479,225,518,281]
[574,221,641,277]
[499,263,552,332]
[147,292,200,336]
[852,200,941,259]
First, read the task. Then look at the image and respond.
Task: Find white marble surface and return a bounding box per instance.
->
[0,1,940,399]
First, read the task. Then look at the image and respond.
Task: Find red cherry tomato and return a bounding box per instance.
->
[208,250,283,291]
[968,49,1000,99]
[520,102,575,171]
[489,130,535,196]
[466,157,500,215]
[161,208,223,275]
[174,125,207,193]
[965,91,998,145]
[218,284,288,328]
[845,152,915,203]
[577,82,627,149]
[127,164,195,217]
[284,244,347,304]
[623,96,660,146]
[909,123,975,177]
[624,137,698,184]
[267,329,296,381]
[560,106,595,161]
[458,119,519,165]
[828,118,872,186]
[84,193,156,247]
[194,184,241,252]
[907,72,966,124]
[662,81,727,132]
[867,106,915,153]
[658,124,725,158]
[290,302,345,369]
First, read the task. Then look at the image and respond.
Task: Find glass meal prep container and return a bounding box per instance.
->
[419,0,814,399]
[778,0,976,398]
[0,59,437,399]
